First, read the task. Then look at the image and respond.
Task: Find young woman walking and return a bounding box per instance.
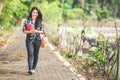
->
[23,7,44,75]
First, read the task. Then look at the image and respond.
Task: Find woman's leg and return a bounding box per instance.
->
[32,40,40,69]
[26,40,34,70]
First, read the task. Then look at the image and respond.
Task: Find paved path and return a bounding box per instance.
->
[0,28,77,80]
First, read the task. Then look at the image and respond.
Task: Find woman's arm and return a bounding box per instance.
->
[23,20,35,34]
[23,29,35,34]
[34,30,43,34]
[34,23,44,34]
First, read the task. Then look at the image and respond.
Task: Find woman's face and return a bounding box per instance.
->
[32,9,38,20]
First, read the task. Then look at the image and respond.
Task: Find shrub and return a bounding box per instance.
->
[64,8,84,20]
[96,7,110,20]
[0,0,28,30]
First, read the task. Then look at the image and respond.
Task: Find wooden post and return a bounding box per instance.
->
[115,22,120,80]
[116,38,120,80]
[116,39,120,80]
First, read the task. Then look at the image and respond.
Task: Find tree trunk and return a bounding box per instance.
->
[0,0,8,15]
[101,0,107,8]
[81,0,85,8]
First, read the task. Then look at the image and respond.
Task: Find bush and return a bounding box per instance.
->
[50,32,59,46]
[37,1,61,25]
[64,8,84,20]
[0,0,28,30]
[96,7,110,20]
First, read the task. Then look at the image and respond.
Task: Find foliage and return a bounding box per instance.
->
[1,0,119,30]
[62,0,84,21]
[52,34,59,46]
[88,38,114,73]
[21,0,35,12]
[49,31,59,46]
[96,7,110,20]
[89,46,106,65]
[63,0,73,9]
[64,8,84,20]
[0,0,28,30]
[37,1,61,25]
[60,48,72,59]
[84,25,92,34]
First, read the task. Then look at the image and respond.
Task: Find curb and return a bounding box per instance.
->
[3,28,20,49]
[48,43,86,80]
[0,28,20,55]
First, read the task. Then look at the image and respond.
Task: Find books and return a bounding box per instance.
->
[26,23,34,31]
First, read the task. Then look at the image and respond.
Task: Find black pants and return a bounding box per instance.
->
[26,38,40,70]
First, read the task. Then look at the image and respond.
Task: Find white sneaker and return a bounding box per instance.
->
[31,70,35,74]
[28,70,35,75]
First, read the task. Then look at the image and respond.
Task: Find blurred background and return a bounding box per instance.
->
[0,0,120,80]
[0,0,120,29]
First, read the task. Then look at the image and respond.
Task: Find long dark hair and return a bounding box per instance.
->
[27,7,42,28]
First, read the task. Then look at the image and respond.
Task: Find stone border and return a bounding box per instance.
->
[48,43,86,80]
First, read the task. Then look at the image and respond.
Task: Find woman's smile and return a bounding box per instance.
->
[32,9,38,20]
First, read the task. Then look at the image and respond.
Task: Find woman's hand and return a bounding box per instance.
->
[34,30,39,33]
[24,29,43,34]
[34,30,43,34]
[30,30,35,34]
[23,29,35,34]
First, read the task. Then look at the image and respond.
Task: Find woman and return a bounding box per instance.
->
[23,7,44,75]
